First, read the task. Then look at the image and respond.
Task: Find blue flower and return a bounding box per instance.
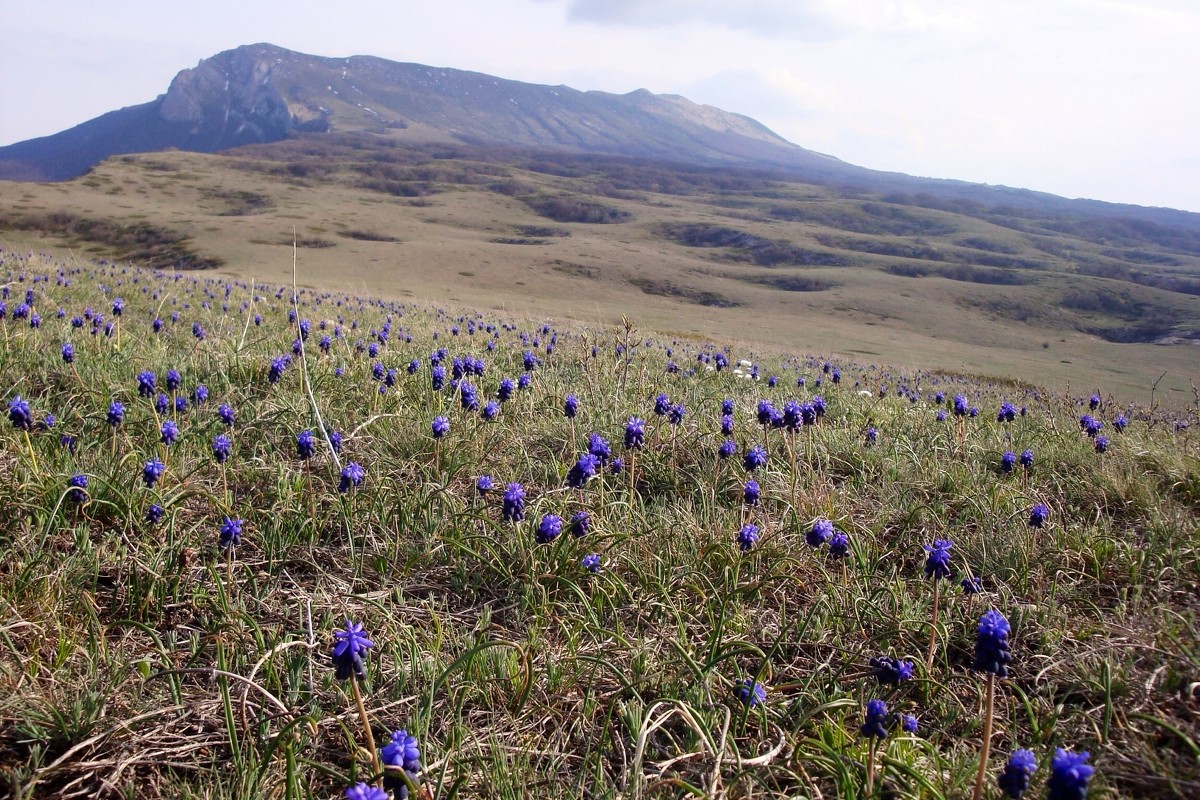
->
[953,394,969,417]
[901,714,918,733]
[107,401,125,427]
[1094,435,1109,453]
[624,417,646,450]
[8,396,33,430]
[146,503,165,525]
[1113,414,1128,432]
[563,394,579,418]
[67,473,88,503]
[331,620,373,681]
[111,297,125,316]
[973,609,1012,678]
[338,462,365,493]
[998,749,1038,799]
[865,427,878,445]
[1028,504,1050,528]
[721,414,734,435]
[998,402,1017,423]
[160,419,180,446]
[829,531,850,558]
[497,377,515,402]
[537,514,564,544]
[213,434,232,463]
[653,393,671,416]
[219,517,243,549]
[721,398,734,415]
[1000,451,1016,473]
[142,458,165,487]
[807,518,834,548]
[481,400,500,420]
[1046,749,1093,800]
[587,433,611,465]
[502,482,526,523]
[137,371,156,398]
[718,439,737,459]
[570,511,590,537]
[381,728,422,796]
[743,479,760,506]
[61,343,75,364]
[1019,449,1034,469]
[567,452,600,488]
[860,699,890,739]
[297,430,316,460]
[582,553,601,573]
[734,678,767,706]
[432,416,450,439]
[961,576,984,595]
[743,445,767,472]
[476,475,495,496]
[737,523,760,552]
[923,539,953,580]
[870,655,914,685]
[217,403,235,427]
[165,369,182,391]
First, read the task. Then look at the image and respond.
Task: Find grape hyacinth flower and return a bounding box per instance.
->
[587,433,611,465]
[502,482,526,523]
[381,728,422,798]
[154,393,170,415]
[924,539,953,580]
[570,511,590,537]
[1000,451,1016,473]
[536,514,564,544]
[160,419,180,446]
[146,503,165,525]
[807,518,834,548]
[962,576,984,595]
[743,479,760,506]
[997,749,1037,799]
[107,401,125,427]
[219,517,243,549]
[213,434,232,464]
[431,416,450,439]
[67,473,88,503]
[476,475,495,497]
[142,458,165,487]
[165,369,182,392]
[61,343,75,364]
[1094,435,1109,453]
[624,417,646,449]
[481,400,500,420]
[1046,749,1093,800]
[734,678,767,706]
[1028,503,1050,528]
[331,620,373,682]
[1019,449,1034,469]
[563,394,579,418]
[137,371,156,398]
[566,452,600,488]
[1113,414,1128,432]
[870,655,914,685]
[901,714,918,733]
[972,609,1012,800]
[582,553,602,573]
[721,414,734,435]
[861,697,891,794]
[297,430,316,460]
[743,445,768,472]
[344,783,388,800]
[338,462,365,493]
[829,531,850,558]
[8,396,33,431]
[737,523,760,552]
[217,403,235,427]
[718,439,737,460]
[653,392,671,416]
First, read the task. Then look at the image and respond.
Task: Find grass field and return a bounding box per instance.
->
[0,248,1197,798]
[1,141,1198,405]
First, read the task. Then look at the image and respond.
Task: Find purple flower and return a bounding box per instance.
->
[860,698,890,739]
[721,414,734,435]
[718,439,737,459]
[587,433,611,465]
[1000,451,1016,473]
[807,518,834,548]
[107,401,125,427]
[998,749,1038,799]
[297,430,316,460]
[502,482,526,523]
[582,553,601,573]
[219,517,243,549]
[331,620,373,681]
[67,473,88,503]
[1113,414,1128,432]
[381,728,421,796]
[61,343,75,364]
[1094,435,1109,453]
[570,511,590,537]
[481,400,500,420]
[142,458,165,487]
[111,297,124,317]
[432,416,450,439]
[737,523,760,552]
[217,403,235,427]
[145,503,165,525]
[7,396,33,430]
[338,462,365,493]
[160,419,180,446]
[165,369,182,391]
[566,452,600,488]
[870,655,914,685]
[213,434,232,463]
[923,539,953,580]
[1047,749,1093,800]
[743,445,767,472]
[734,678,767,706]
[829,531,850,558]
[1019,449,1034,469]
[563,394,579,418]
[624,417,646,449]
[973,609,1012,677]
[743,479,760,506]
[961,576,984,595]
[1028,504,1050,528]
[536,514,564,544]
[901,714,919,733]
[653,393,671,416]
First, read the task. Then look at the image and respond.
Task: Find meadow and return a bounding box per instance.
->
[0,246,1197,799]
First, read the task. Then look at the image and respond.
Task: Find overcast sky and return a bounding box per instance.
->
[3,0,1197,211]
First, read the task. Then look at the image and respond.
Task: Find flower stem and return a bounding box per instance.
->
[926,578,941,673]
[350,677,382,781]
[866,736,877,797]
[972,672,996,800]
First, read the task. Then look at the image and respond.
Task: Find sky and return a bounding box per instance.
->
[3,0,1198,212]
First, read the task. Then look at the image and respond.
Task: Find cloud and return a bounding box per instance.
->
[554,0,843,39]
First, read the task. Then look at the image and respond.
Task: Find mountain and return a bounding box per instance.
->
[0,43,854,183]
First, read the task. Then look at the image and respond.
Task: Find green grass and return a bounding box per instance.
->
[0,249,1196,798]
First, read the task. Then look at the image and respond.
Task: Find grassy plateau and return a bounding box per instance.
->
[0,245,1197,799]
